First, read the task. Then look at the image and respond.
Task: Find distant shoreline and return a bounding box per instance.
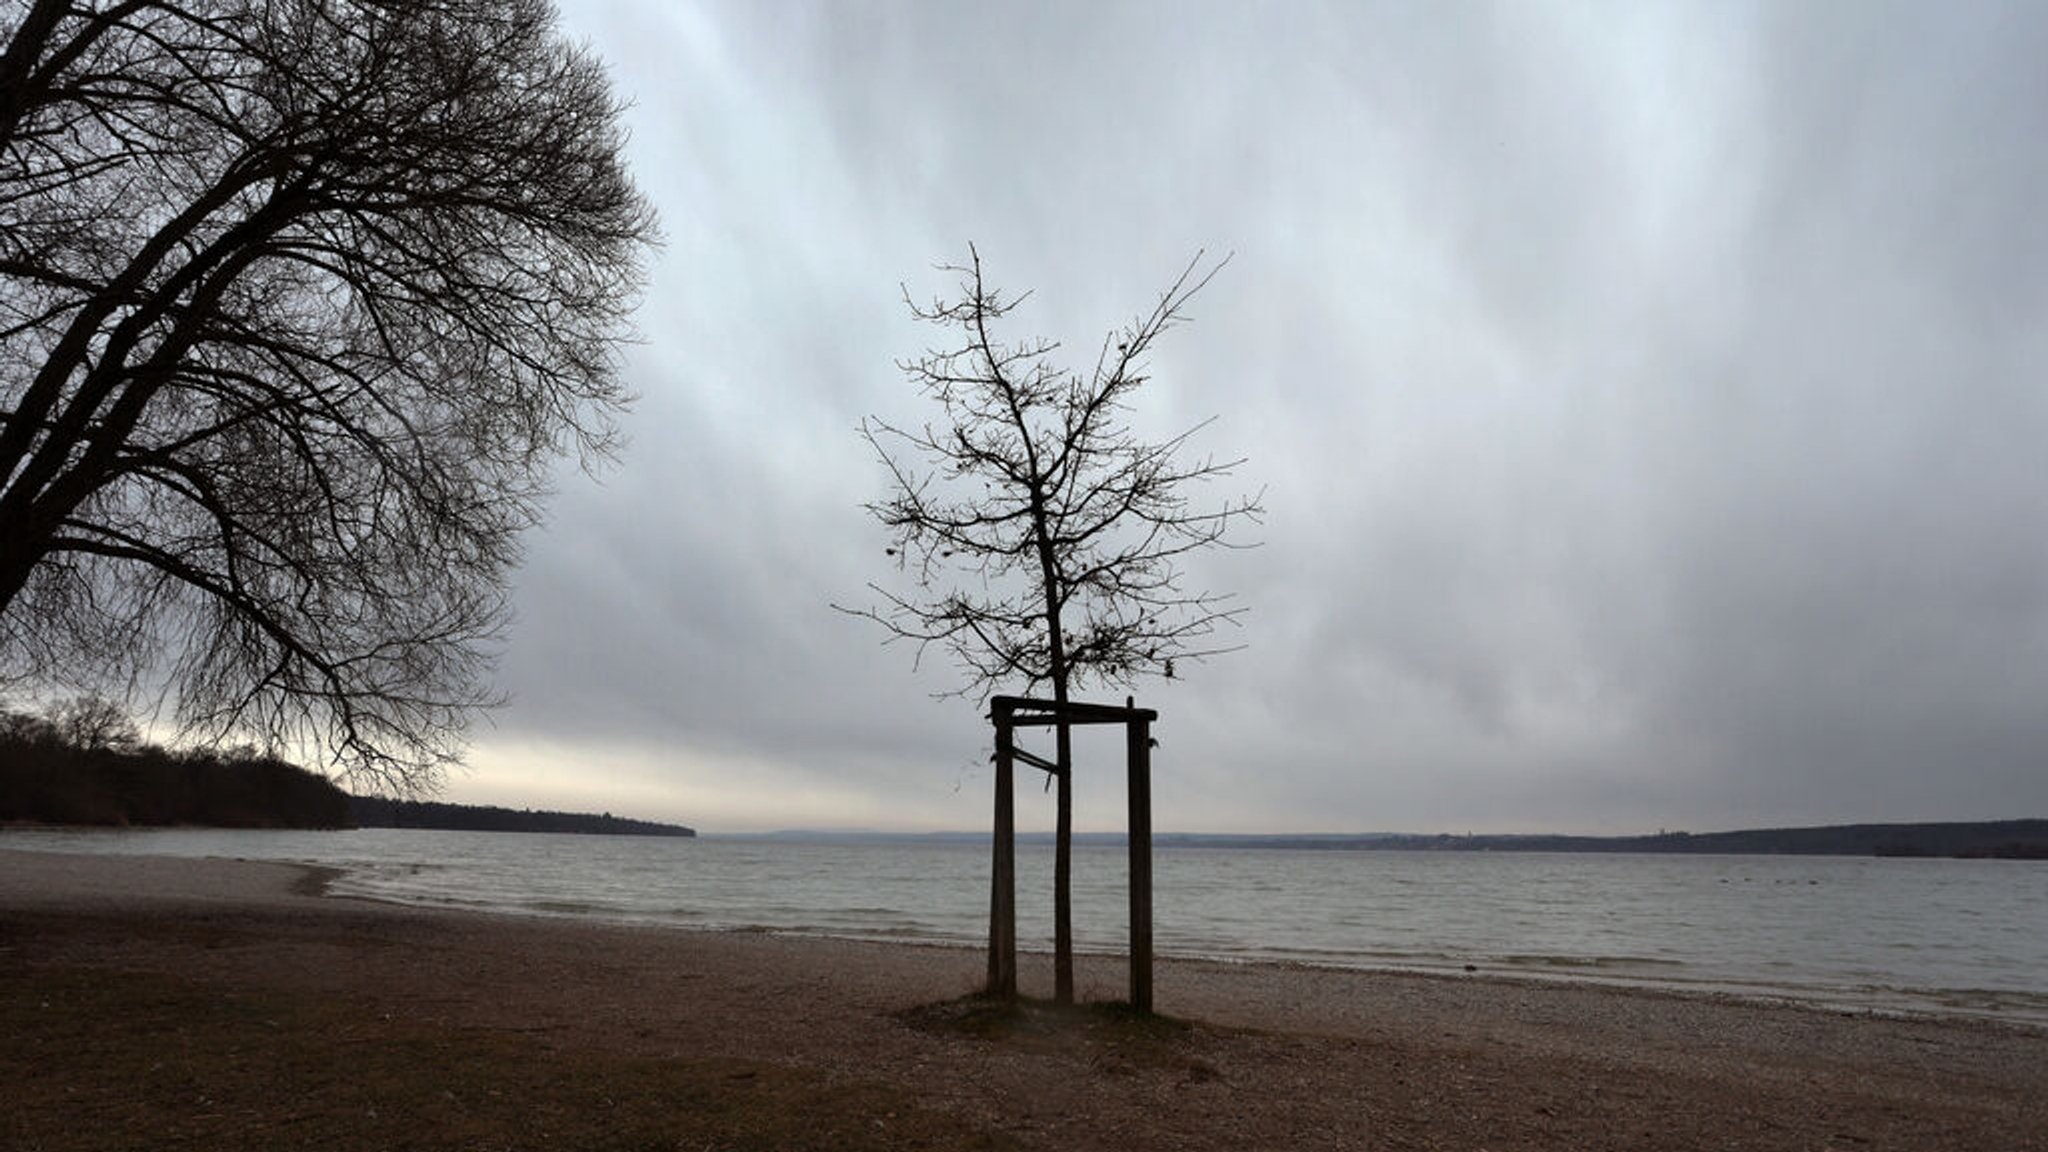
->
[10,808,2042,857]
[728,818,2048,859]
[348,795,695,837]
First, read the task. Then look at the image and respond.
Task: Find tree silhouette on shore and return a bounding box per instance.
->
[843,247,1261,1002]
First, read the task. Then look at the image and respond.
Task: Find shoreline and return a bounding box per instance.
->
[11,841,2046,1032]
[297,849,2048,1032]
[5,848,2047,1149]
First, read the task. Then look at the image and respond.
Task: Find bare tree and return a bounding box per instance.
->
[0,0,656,792]
[843,247,1261,1003]
[48,693,139,750]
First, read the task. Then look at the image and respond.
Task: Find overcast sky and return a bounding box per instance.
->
[442,0,2048,835]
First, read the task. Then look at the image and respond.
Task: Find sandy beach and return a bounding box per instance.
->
[3,847,2042,1151]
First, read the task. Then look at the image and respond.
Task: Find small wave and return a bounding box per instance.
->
[1493,953,1687,971]
[1918,986,2048,1016]
[834,922,948,939]
[517,900,603,917]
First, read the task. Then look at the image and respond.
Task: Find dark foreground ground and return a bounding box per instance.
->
[2,849,2043,1151]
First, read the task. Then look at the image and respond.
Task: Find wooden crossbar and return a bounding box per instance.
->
[990,695,1157,724]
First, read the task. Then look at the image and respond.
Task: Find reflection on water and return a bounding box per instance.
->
[7,826,2046,1023]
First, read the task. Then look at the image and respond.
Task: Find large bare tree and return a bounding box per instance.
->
[845,247,1261,1003]
[0,0,655,792]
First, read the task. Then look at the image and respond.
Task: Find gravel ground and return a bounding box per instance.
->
[3,847,2042,1150]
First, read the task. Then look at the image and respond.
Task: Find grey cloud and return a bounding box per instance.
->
[464,0,2048,833]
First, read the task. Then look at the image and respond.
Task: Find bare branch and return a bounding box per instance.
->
[0,0,656,792]
[842,247,1262,701]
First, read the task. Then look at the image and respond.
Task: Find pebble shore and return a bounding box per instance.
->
[4,847,2043,1150]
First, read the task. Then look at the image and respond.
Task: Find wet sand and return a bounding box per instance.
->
[3,847,2042,1150]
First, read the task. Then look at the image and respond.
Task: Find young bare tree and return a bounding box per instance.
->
[844,247,1261,1003]
[0,0,656,792]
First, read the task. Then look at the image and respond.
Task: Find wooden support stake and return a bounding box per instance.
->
[1126,696,1154,1014]
[989,702,1017,999]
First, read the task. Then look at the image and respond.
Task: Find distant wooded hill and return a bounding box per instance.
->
[347,796,694,837]
[1138,821,2048,859]
[739,821,2048,859]
[1,709,350,829]
[0,699,690,836]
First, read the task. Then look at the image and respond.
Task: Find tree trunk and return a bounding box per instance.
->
[1029,481,1075,1005]
[1053,680,1074,1005]
[0,0,69,152]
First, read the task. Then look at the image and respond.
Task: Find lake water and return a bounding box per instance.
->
[6,826,2046,1024]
